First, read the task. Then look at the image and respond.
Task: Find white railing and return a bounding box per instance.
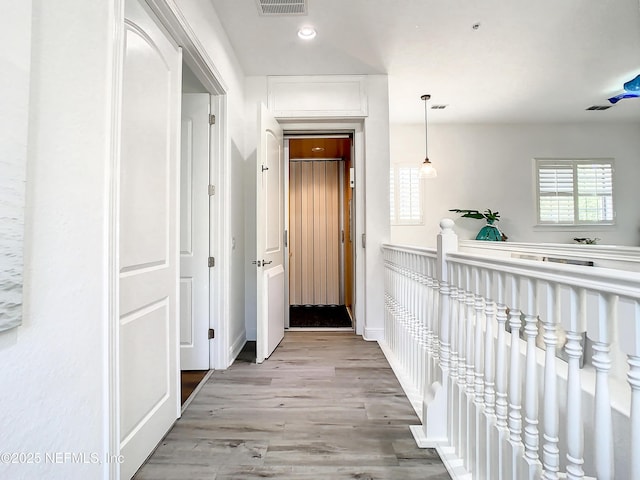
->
[381,219,640,480]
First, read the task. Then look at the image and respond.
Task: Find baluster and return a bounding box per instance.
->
[560,286,585,480]
[431,258,441,380]
[463,267,475,470]
[457,265,468,458]
[586,291,615,480]
[438,272,451,376]
[493,270,509,480]
[628,356,640,480]
[466,268,476,395]
[617,297,640,480]
[539,282,560,480]
[410,254,418,389]
[420,256,428,389]
[449,264,461,451]
[474,268,485,405]
[494,272,509,432]
[431,263,440,379]
[522,277,541,479]
[483,268,497,480]
[472,267,485,478]
[419,256,428,395]
[506,274,524,479]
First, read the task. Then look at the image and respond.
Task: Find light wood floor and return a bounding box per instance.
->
[134,332,450,480]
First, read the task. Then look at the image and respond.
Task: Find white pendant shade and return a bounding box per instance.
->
[419,160,437,179]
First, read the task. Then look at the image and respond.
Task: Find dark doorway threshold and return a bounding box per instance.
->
[289,305,352,328]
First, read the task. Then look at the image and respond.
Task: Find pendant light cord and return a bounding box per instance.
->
[421,94,430,160]
[424,97,428,159]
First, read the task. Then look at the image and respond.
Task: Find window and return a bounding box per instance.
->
[536,159,614,225]
[390,164,422,225]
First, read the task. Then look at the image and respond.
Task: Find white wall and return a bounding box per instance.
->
[243,75,391,341]
[0,1,113,478]
[390,122,640,248]
[175,0,248,366]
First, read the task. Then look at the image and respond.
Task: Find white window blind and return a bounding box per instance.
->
[536,159,614,225]
[390,165,423,225]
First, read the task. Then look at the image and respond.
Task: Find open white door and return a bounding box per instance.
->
[256,104,285,363]
[119,0,181,477]
[180,93,211,370]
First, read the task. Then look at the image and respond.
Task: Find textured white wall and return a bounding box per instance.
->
[390,122,640,248]
[0,1,113,478]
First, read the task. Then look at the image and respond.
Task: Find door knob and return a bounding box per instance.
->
[262,260,273,265]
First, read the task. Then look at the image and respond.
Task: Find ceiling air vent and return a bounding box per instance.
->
[255,0,307,16]
[586,105,612,111]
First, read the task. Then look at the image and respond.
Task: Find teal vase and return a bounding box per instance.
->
[475,220,503,241]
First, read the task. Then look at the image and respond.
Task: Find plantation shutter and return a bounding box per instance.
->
[536,159,614,225]
[390,165,422,224]
[576,163,614,222]
[397,166,421,223]
[538,162,574,223]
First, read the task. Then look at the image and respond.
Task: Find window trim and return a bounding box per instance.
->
[534,158,615,226]
[390,163,424,226]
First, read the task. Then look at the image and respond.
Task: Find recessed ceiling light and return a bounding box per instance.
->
[311,147,325,152]
[298,26,317,40]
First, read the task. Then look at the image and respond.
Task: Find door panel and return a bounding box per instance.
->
[179,93,211,370]
[256,104,285,363]
[119,0,181,477]
[288,161,342,306]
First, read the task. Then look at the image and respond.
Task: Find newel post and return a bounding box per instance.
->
[413,219,458,447]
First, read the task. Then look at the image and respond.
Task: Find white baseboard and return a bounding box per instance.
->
[228,330,246,367]
[377,339,422,420]
[363,326,384,341]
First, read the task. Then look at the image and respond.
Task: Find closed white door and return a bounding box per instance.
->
[119,0,181,477]
[180,93,211,370]
[256,104,285,363]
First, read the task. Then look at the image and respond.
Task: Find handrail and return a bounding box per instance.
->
[382,243,437,257]
[459,239,640,270]
[447,251,640,299]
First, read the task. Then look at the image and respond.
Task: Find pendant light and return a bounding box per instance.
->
[419,94,437,179]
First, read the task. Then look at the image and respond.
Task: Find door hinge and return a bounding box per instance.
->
[208,184,215,196]
[209,114,216,125]
[208,328,215,339]
[208,256,215,267]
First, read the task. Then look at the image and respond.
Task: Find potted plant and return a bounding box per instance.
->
[449,208,507,241]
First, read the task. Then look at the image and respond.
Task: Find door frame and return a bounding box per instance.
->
[284,136,353,329]
[280,121,365,336]
[107,1,228,478]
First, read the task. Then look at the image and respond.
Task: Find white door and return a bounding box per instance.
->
[180,93,211,370]
[119,0,181,477]
[256,104,285,363]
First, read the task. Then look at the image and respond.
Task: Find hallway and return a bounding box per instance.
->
[134,332,450,479]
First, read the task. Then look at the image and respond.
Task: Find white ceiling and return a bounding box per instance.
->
[209,0,640,124]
